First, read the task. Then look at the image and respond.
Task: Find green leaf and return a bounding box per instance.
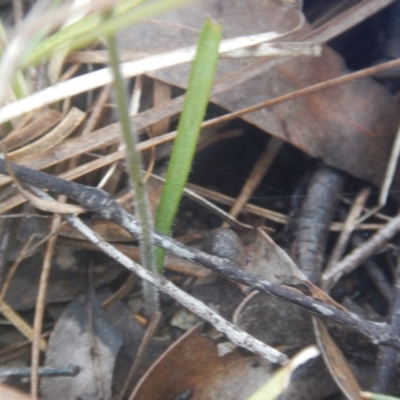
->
[154,18,222,271]
[23,0,193,67]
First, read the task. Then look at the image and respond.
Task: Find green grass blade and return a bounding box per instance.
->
[23,0,193,67]
[155,18,222,271]
[362,393,400,400]
[22,0,144,67]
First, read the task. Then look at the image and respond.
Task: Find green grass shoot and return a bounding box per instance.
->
[155,18,222,272]
[22,0,193,67]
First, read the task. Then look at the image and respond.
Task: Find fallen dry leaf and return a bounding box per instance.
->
[118,0,400,194]
[313,318,363,400]
[4,246,124,310]
[233,291,314,350]
[42,291,123,400]
[131,325,273,400]
[246,228,344,308]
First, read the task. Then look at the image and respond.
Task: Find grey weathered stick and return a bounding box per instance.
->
[0,160,399,348]
[372,250,400,393]
[0,365,80,378]
[29,185,288,365]
[288,165,344,283]
[323,213,400,287]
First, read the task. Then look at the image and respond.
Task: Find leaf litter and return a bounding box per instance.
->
[1,0,400,399]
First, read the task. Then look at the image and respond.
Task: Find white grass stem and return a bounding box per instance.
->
[0,30,298,124]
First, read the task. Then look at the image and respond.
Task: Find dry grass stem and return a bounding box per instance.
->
[1,110,62,152]
[0,236,33,304]
[0,28,307,123]
[0,301,47,351]
[358,121,400,223]
[121,311,162,400]
[323,213,400,287]
[30,210,62,399]
[227,137,283,219]
[8,107,86,163]
[323,187,371,286]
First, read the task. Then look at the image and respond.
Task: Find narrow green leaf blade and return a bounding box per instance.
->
[23,0,193,67]
[155,18,222,271]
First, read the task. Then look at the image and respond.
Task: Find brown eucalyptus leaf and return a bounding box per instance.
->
[42,292,123,400]
[4,246,124,310]
[119,0,400,194]
[232,294,374,398]
[192,275,244,319]
[313,318,363,400]
[247,228,307,285]
[103,297,164,393]
[233,291,314,350]
[247,229,344,308]
[131,326,273,400]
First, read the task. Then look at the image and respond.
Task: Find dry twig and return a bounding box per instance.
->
[0,159,396,347]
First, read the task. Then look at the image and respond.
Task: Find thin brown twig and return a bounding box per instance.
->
[101,274,138,308]
[58,237,209,278]
[143,145,156,183]
[1,55,398,204]
[59,63,81,82]
[323,187,370,288]
[97,76,143,190]
[177,182,383,231]
[67,85,112,176]
[323,212,400,287]
[150,79,171,137]
[30,206,62,400]
[226,137,283,220]
[82,84,112,136]
[149,174,252,231]
[357,121,400,224]
[121,311,161,400]
[6,57,400,207]
[0,301,47,351]
[0,332,51,365]
[0,236,34,303]
[0,149,399,348]
[201,57,400,130]
[196,129,243,152]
